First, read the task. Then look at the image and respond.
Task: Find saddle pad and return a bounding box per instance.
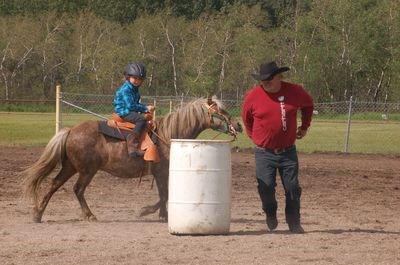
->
[98,121,160,163]
[98,121,130,140]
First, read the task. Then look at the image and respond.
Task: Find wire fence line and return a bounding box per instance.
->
[60,92,400,154]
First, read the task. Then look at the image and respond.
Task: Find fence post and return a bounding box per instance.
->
[55,85,62,134]
[153,99,157,120]
[344,96,353,153]
[180,94,184,108]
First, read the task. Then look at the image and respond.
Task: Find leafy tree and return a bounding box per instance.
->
[1,0,400,102]
[0,15,39,99]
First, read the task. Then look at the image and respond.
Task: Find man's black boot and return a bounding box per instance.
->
[266,213,278,231]
[286,214,304,234]
[257,179,278,231]
[285,187,304,233]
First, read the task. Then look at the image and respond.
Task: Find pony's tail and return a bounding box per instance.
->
[22,128,71,208]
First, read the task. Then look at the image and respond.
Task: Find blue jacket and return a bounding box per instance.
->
[113,81,148,117]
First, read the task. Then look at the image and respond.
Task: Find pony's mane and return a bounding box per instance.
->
[157,97,224,140]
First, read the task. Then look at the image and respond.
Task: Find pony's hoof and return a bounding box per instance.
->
[32,212,42,223]
[159,210,168,222]
[159,216,168,222]
[32,216,42,223]
[87,215,98,222]
[139,206,155,217]
[82,214,97,222]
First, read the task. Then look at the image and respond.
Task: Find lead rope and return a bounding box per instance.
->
[211,131,237,142]
[212,132,222,139]
[144,125,170,190]
[135,123,169,190]
[137,166,144,187]
[137,163,155,189]
[148,126,170,147]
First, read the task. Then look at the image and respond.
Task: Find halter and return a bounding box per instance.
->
[202,101,237,138]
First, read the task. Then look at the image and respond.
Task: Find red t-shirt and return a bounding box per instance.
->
[242,81,314,149]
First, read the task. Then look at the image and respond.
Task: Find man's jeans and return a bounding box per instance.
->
[255,145,302,220]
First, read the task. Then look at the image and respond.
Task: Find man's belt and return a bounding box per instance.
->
[256,145,295,155]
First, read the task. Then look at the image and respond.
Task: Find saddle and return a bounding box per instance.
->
[106,113,160,163]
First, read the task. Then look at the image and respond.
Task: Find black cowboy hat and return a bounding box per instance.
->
[251,61,290,81]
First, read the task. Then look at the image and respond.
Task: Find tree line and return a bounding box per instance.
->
[0,0,399,102]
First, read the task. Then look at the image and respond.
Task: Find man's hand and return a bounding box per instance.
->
[296,127,308,139]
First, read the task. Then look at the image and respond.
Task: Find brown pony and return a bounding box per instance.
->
[22,97,242,223]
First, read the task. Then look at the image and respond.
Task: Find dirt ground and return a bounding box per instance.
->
[0,146,399,265]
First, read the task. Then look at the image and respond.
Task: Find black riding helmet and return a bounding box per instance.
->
[124,62,146,78]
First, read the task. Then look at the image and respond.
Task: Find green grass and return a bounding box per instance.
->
[0,102,55,112]
[0,112,100,146]
[0,112,55,146]
[1,112,399,154]
[199,120,400,154]
[311,113,400,122]
[296,120,400,153]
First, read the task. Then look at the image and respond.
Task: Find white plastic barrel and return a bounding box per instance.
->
[168,139,232,235]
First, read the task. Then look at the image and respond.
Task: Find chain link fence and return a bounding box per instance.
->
[60,92,400,154]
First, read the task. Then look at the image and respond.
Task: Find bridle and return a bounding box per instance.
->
[202,101,237,139]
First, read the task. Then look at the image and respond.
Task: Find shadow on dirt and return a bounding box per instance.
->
[307,228,400,235]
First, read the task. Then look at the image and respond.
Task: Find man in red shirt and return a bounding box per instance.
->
[242,61,314,233]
